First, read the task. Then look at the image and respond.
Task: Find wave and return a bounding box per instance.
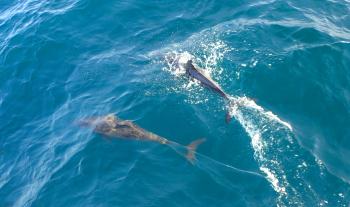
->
[0,0,79,57]
[3,94,94,207]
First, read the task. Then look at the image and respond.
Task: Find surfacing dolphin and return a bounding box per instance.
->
[78,114,205,163]
[165,52,233,123]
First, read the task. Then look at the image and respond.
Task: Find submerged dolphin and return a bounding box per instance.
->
[166,53,233,123]
[78,114,205,163]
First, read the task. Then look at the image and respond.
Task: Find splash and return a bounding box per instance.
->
[161,45,229,105]
[197,40,231,75]
[164,51,193,77]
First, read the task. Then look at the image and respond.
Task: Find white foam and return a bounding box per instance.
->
[162,40,229,105]
[251,133,264,157]
[200,40,231,75]
[230,96,293,131]
[260,167,286,194]
[228,95,297,205]
[178,52,192,64]
[163,51,195,77]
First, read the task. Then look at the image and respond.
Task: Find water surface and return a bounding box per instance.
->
[1,0,350,206]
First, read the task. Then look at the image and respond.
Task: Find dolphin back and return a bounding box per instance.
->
[185,61,229,99]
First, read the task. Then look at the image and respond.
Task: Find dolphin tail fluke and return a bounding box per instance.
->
[185,138,206,164]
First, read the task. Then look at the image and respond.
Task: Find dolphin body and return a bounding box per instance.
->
[79,114,205,163]
[166,53,233,123]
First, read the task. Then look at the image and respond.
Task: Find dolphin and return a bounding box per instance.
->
[78,114,205,163]
[166,53,233,123]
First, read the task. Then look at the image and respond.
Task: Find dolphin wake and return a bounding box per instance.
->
[161,50,348,206]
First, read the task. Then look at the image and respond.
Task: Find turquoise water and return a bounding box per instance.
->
[1,0,350,206]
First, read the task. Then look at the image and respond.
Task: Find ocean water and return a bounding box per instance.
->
[1,0,350,206]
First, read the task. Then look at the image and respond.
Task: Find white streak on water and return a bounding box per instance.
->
[220,97,298,205]
[230,96,293,131]
[260,167,286,195]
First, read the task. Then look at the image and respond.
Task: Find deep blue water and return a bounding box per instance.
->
[1,0,350,206]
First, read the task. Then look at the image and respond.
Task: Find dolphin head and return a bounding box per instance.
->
[77,114,119,134]
[165,52,193,74]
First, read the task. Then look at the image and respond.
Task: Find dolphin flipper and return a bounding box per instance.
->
[186,138,206,164]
